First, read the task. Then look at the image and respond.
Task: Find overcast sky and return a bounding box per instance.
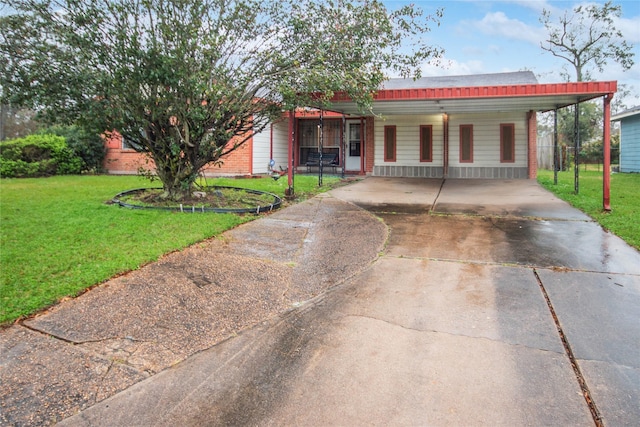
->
[386,0,640,107]
[2,0,638,106]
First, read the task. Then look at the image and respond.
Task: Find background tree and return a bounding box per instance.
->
[0,105,40,140]
[558,101,603,167]
[0,0,443,200]
[540,1,634,82]
[539,1,634,188]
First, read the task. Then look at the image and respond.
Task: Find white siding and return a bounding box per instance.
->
[252,127,271,174]
[251,119,291,174]
[271,119,290,171]
[374,115,444,166]
[448,112,528,168]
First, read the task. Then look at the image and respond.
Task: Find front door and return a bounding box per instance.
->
[345,121,362,172]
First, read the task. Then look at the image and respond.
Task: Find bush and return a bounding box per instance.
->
[0,134,83,177]
[0,158,56,177]
[42,125,106,173]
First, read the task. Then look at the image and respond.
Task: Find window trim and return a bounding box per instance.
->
[459,124,473,163]
[384,125,396,162]
[419,125,433,162]
[500,123,515,163]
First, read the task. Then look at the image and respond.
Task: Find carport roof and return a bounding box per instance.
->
[328,72,617,116]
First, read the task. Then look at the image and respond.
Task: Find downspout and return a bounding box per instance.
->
[603,93,613,211]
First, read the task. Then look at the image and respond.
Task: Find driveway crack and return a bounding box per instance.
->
[341,314,565,355]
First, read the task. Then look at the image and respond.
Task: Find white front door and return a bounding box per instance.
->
[345,122,362,172]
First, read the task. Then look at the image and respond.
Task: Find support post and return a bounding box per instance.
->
[318,109,323,187]
[527,110,537,179]
[603,93,613,211]
[574,102,580,194]
[287,109,294,195]
[341,114,346,178]
[554,108,559,185]
[360,117,365,175]
[443,113,449,178]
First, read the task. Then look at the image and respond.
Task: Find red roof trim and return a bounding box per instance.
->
[331,81,617,102]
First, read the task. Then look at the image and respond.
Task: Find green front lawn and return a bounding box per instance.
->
[0,174,340,324]
[537,169,640,251]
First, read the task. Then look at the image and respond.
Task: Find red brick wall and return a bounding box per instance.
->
[103,132,253,176]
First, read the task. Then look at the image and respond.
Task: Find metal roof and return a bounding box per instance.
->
[381,71,539,89]
[611,105,640,121]
[328,73,617,116]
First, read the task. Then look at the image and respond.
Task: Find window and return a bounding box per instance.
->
[298,119,341,165]
[459,125,473,163]
[500,123,515,163]
[420,125,433,162]
[122,136,141,151]
[384,126,396,162]
[349,123,361,156]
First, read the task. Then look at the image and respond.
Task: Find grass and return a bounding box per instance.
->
[537,169,640,250]
[0,173,341,324]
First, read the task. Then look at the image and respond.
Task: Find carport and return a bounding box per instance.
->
[283,73,617,210]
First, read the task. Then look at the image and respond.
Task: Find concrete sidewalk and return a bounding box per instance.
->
[3,177,640,426]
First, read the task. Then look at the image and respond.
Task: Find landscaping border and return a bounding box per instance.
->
[112,186,282,214]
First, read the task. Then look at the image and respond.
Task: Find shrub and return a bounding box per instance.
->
[42,125,106,173]
[0,134,83,177]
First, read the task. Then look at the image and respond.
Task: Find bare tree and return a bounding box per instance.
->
[540,1,634,82]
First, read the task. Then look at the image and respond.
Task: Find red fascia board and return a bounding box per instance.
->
[331,81,617,102]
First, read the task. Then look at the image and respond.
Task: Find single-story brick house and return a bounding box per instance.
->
[103,130,256,176]
[104,71,617,184]
[612,106,640,173]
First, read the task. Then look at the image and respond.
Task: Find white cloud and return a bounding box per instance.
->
[470,11,547,45]
[615,15,640,43]
[500,0,559,15]
[462,46,486,56]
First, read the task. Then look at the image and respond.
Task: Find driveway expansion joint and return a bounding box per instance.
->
[533,268,604,427]
[387,255,640,277]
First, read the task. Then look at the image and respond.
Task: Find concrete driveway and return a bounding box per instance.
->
[54,178,640,426]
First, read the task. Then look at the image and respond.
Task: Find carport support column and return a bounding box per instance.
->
[287,109,294,196]
[603,93,613,211]
[443,113,449,178]
[527,110,537,179]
